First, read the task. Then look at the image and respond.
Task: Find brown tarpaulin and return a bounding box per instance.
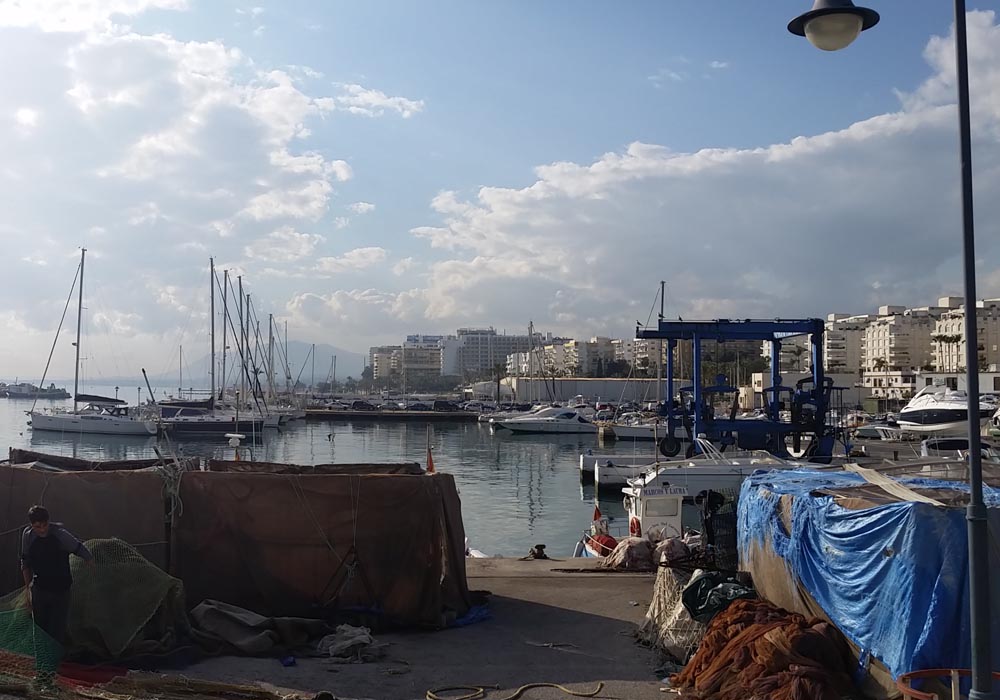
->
[9,447,201,471]
[0,466,168,592]
[172,471,471,627]
[207,460,424,475]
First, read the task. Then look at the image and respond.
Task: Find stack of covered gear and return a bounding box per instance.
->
[190,600,328,655]
[599,537,654,571]
[669,599,856,700]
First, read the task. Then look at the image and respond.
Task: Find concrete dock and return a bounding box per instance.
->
[185,558,665,700]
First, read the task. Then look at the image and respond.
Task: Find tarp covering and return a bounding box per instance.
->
[0,466,169,592]
[8,448,197,473]
[207,459,423,475]
[173,471,471,627]
[739,468,1000,681]
[189,599,328,655]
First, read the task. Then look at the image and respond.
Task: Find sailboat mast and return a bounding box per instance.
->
[656,281,664,405]
[221,269,228,399]
[179,345,183,397]
[268,314,274,400]
[210,257,216,402]
[238,276,245,402]
[72,248,86,413]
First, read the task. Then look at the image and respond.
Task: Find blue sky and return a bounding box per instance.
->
[2,1,1000,381]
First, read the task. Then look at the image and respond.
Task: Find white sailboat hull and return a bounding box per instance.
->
[29,412,157,436]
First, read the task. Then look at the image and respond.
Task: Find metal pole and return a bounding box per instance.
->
[238,277,245,403]
[954,1,994,696]
[72,248,86,413]
[210,258,216,402]
[221,270,228,400]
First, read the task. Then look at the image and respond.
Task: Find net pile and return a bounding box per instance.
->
[636,567,704,663]
[0,537,193,698]
[669,598,856,700]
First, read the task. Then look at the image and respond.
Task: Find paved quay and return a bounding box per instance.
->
[185,558,666,700]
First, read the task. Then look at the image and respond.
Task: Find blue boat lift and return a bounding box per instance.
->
[636,318,847,460]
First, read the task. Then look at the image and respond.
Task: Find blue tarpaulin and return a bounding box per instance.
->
[738,468,1000,680]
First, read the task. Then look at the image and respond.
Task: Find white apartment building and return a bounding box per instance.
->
[862,301,959,374]
[932,299,1000,372]
[506,350,546,377]
[400,335,444,381]
[824,313,873,375]
[612,338,635,365]
[439,328,548,378]
[369,345,401,381]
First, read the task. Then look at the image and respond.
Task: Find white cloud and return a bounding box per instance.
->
[243,180,333,221]
[244,226,324,262]
[709,61,730,69]
[0,0,188,32]
[348,201,375,214]
[252,25,265,37]
[648,69,686,87]
[400,11,1000,340]
[333,83,425,118]
[333,216,350,229]
[15,108,38,127]
[314,247,388,275]
[392,257,415,276]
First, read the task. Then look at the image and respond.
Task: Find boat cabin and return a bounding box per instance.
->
[622,482,688,540]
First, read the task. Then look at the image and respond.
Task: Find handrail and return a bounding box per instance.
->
[896,668,1000,700]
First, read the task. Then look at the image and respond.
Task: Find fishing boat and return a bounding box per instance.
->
[573,484,688,558]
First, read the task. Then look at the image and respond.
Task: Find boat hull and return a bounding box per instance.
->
[495,421,597,434]
[29,412,157,435]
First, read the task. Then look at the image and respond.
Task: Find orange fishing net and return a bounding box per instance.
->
[670,599,856,700]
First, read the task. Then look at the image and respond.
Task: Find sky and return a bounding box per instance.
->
[2,1,1000,382]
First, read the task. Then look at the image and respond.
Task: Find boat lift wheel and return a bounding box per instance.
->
[658,435,681,458]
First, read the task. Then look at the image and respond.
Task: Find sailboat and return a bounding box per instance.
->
[28,249,158,436]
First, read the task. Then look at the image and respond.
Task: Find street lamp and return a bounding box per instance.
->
[788,2,994,698]
[787,0,879,51]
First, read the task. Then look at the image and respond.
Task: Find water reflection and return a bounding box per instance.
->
[5,402,670,555]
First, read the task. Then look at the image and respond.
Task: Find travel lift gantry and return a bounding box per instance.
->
[636,318,849,461]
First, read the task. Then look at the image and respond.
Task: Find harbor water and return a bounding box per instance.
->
[0,388,663,556]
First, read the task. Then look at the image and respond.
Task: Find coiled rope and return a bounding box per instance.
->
[426,681,604,700]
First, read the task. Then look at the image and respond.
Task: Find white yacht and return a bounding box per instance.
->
[897,384,993,435]
[493,407,597,434]
[30,396,157,436]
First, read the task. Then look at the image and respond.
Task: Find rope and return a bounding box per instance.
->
[290,476,343,565]
[29,259,82,415]
[426,682,604,700]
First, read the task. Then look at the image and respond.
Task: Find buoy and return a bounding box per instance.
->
[629,516,642,537]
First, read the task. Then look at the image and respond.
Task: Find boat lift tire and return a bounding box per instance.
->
[658,435,681,458]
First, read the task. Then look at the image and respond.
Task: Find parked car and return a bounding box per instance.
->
[407,402,433,411]
[350,400,377,411]
[432,400,462,412]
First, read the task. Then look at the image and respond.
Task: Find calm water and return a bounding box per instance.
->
[0,387,662,556]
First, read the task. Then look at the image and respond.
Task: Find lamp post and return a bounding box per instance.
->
[788,2,993,697]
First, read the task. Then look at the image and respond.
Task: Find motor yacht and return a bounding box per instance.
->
[493,407,597,434]
[897,384,993,435]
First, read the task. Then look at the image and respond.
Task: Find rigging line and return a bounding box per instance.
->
[30,258,82,415]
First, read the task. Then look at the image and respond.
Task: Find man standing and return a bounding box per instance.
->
[20,505,93,646]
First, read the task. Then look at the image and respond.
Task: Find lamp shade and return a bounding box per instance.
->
[805,12,864,51]
[788,0,880,52]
